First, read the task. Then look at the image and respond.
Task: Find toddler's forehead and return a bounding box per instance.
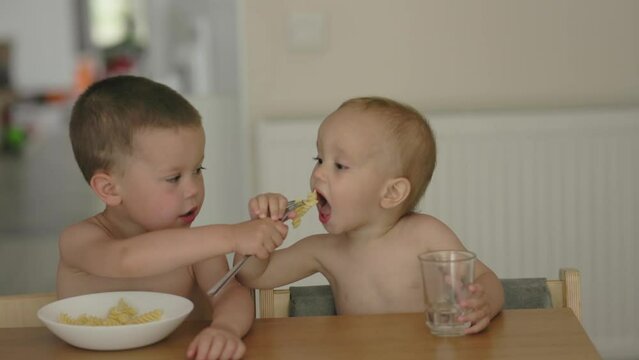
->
[321,111,392,149]
[320,110,398,161]
[132,125,203,142]
[322,107,389,134]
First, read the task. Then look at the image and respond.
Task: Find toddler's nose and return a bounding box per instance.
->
[183,177,202,198]
[311,164,325,182]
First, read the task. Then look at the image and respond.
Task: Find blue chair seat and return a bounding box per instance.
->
[288,278,551,317]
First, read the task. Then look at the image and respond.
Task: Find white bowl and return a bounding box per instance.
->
[37,291,193,351]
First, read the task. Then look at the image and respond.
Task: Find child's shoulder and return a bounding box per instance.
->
[397,212,461,247]
[400,212,453,231]
[60,216,110,245]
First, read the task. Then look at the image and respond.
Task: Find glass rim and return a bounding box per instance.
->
[418,250,476,262]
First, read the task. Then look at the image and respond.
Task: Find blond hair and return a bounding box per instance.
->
[69,76,201,183]
[338,97,436,212]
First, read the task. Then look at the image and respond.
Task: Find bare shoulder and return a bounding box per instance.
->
[59,217,109,251]
[398,212,464,250]
[400,212,455,234]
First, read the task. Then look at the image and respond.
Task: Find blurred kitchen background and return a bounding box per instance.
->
[0,1,638,359]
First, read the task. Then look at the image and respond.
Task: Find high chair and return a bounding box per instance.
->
[258,268,582,322]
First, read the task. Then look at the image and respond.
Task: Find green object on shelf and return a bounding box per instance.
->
[2,126,27,153]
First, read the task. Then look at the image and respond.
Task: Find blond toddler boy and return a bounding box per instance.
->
[238,97,504,334]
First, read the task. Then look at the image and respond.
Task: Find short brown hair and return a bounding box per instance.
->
[69,76,201,183]
[339,97,436,213]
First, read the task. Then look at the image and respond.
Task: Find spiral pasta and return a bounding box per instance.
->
[58,298,163,326]
[291,190,318,229]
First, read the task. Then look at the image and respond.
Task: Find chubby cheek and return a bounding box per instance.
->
[139,206,174,230]
[341,190,378,222]
[135,195,182,230]
[337,186,369,210]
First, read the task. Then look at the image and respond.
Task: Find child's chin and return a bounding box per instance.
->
[321,221,342,234]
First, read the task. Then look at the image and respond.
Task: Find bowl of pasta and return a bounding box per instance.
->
[37,291,193,350]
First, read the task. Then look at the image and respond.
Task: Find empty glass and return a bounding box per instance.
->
[419,250,476,336]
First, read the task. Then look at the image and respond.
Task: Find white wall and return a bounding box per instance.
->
[0,0,76,92]
[240,0,639,211]
[241,0,639,120]
[189,95,246,226]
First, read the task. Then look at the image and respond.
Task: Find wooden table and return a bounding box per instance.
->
[0,308,600,359]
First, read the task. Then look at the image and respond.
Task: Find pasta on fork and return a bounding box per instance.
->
[291,190,318,229]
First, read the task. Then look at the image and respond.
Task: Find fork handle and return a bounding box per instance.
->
[207,257,250,296]
[207,207,295,296]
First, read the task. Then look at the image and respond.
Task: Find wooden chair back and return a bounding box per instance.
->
[259,268,582,321]
[546,268,582,321]
[0,292,57,328]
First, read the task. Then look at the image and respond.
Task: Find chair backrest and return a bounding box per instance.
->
[258,268,582,321]
[547,268,582,321]
[258,288,291,319]
[0,292,57,328]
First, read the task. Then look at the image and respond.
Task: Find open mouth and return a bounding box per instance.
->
[182,208,196,217]
[315,190,331,224]
[179,207,199,223]
[316,191,328,208]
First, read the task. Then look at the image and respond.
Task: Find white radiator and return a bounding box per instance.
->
[256,107,639,359]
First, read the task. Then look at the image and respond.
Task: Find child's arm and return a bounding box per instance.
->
[59,218,287,278]
[186,257,254,359]
[461,265,504,334]
[236,192,322,289]
[432,248,504,334]
[235,237,323,289]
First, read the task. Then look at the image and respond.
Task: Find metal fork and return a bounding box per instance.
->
[206,200,301,296]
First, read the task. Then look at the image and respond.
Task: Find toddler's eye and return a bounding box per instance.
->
[313,156,323,165]
[166,175,180,183]
[195,166,206,174]
[335,162,348,170]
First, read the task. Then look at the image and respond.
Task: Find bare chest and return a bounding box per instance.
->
[58,265,195,298]
[324,251,424,315]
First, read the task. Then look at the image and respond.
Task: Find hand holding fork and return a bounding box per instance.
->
[207,197,311,296]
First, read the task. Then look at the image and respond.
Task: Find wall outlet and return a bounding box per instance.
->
[287,12,327,53]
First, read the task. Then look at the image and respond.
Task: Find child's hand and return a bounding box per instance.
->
[186,326,245,360]
[459,283,492,334]
[231,218,288,259]
[248,193,290,221]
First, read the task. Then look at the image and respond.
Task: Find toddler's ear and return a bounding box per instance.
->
[90,171,122,206]
[380,177,410,209]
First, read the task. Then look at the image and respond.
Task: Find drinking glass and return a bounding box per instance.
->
[418,250,476,336]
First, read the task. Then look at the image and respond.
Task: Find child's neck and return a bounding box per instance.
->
[97,207,147,239]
